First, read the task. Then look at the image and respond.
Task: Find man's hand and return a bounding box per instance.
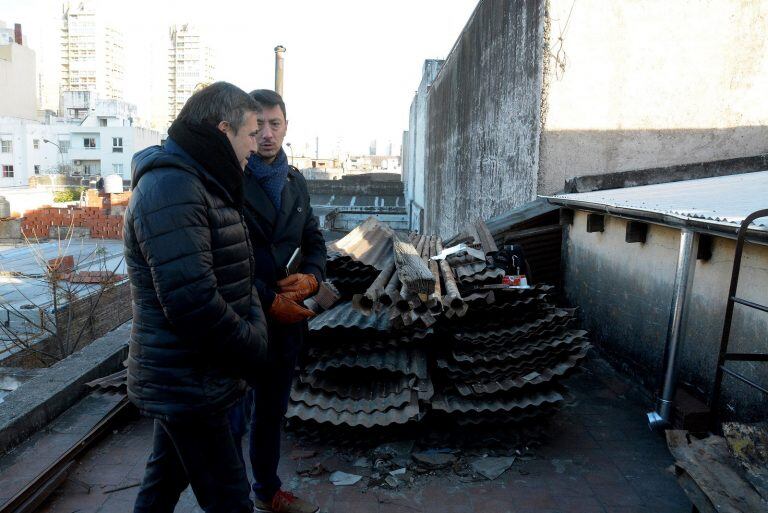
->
[269,293,316,324]
[276,273,318,302]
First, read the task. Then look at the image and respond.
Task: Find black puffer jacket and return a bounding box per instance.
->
[124,140,267,420]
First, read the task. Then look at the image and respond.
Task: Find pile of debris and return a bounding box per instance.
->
[287,216,591,430]
[288,219,436,429]
[429,218,590,425]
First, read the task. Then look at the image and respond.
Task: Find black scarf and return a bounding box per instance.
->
[167,120,244,207]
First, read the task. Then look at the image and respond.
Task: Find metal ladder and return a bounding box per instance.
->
[709,208,768,428]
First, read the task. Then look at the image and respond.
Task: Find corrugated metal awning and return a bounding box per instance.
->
[545,171,768,238]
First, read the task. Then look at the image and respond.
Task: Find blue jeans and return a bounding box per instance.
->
[229,325,302,502]
[134,416,252,513]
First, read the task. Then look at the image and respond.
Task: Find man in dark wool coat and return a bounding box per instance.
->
[125,82,268,513]
[232,88,326,513]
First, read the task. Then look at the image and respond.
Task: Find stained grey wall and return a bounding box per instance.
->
[404,59,443,233]
[424,0,545,237]
[563,212,768,421]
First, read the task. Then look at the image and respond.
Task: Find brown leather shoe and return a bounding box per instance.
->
[254,490,319,513]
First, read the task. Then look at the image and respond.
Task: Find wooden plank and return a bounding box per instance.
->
[379,269,401,307]
[353,256,395,314]
[435,238,466,317]
[666,430,767,513]
[393,235,435,299]
[474,218,498,253]
[722,422,768,501]
[427,236,442,312]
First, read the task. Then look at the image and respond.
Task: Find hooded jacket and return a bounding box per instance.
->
[124,139,267,419]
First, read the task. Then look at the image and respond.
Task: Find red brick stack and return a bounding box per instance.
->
[85,189,132,209]
[20,206,125,240]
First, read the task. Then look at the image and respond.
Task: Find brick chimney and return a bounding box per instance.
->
[14,23,22,45]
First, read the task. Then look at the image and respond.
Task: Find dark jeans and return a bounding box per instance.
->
[229,326,301,503]
[133,415,252,513]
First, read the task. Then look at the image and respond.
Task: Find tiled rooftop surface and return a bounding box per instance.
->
[36,355,690,513]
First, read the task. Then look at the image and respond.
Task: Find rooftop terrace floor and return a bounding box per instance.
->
[35,355,690,513]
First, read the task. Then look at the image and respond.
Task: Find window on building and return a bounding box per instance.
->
[83,164,92,175]
[2,165,13,178]
[58,140,70,153]
[33,139,40,149]
[34,165,40,174]
[84,137,96,149]
[113,163,124,174]
[112,137,123,153]
[99,118,108,127]
[1,140,11,153]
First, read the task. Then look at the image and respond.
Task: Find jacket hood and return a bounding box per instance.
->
[131,145,200,189]
[130,142,236,205]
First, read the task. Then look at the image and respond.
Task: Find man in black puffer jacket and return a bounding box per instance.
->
[125,82,267,513]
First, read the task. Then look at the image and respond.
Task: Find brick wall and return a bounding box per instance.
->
[20,206,124,240]
[85,189,132,209]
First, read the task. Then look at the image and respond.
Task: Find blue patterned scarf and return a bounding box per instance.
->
[247,149,289,209]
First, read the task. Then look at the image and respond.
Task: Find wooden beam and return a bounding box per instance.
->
[393,234,435,299]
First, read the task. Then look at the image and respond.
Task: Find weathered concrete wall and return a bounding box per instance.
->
[424,0,545,237]
[405,60,443,232]
[539,0,768,194]
[0,218,21,242]
[0,322,129,455]
[563,212,768,420]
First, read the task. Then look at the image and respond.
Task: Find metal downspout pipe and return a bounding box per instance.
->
[648,228,698,430]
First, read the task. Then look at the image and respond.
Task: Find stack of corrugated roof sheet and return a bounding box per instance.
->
[326,217,394,298]
[429,215,590,425]
[286,301,433,428]
[288,215,590,430]
[288,218,435,428]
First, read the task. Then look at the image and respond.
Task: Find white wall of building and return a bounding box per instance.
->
[0,117,61,186]
[539,0,768,194]
[0,40,37,121]
[0,106,161,186]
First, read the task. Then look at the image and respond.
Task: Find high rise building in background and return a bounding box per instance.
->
[167,24,214,127]
[60,1,124,104]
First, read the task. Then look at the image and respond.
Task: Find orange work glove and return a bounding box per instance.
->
[276,273,319,302]
[269,293,316,324]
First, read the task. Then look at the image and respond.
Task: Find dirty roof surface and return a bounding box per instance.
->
[0,239,127,359]
[33,354,690,513]
[547,170,768,231]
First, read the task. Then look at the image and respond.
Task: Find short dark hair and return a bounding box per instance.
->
[249,89,286,119]
[176,81,261,133]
